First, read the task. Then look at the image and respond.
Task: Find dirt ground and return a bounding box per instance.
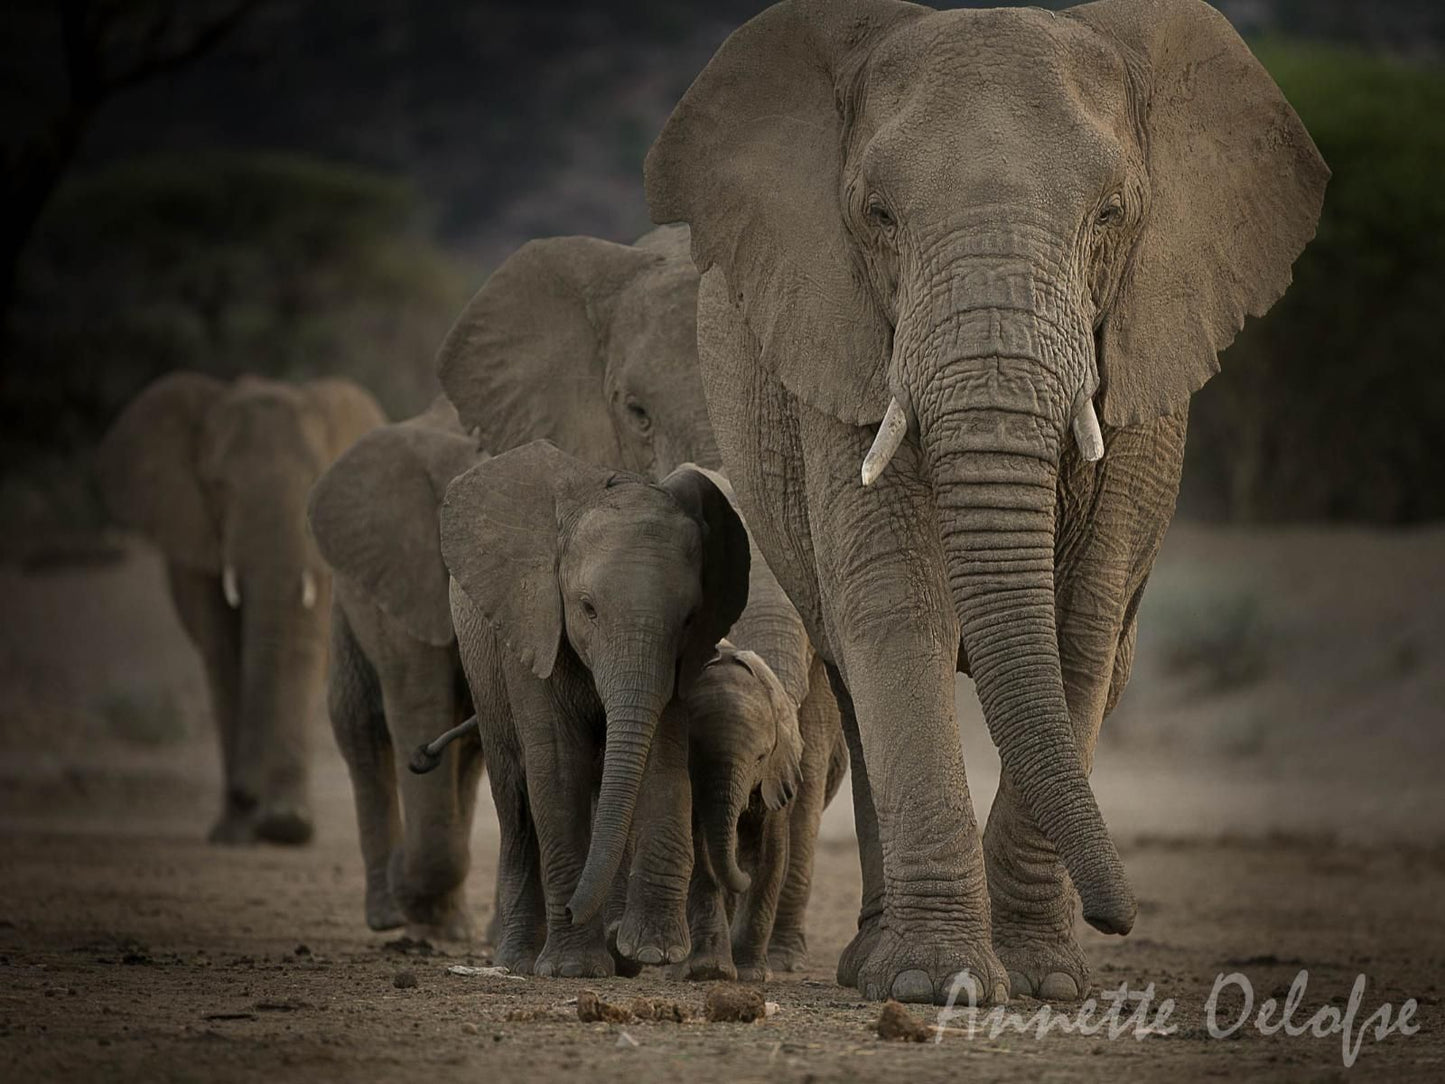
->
[2,525,1443,1082]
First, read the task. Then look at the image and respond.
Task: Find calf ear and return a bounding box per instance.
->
[660,465,751,694]
[309,422,481,646]
[440,441,600,678]
[98,371,226,571]
[734,650,804,812]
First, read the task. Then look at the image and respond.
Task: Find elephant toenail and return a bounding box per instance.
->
[891,969,935,1003]
[993,982,1011,1004]
[1007,970,1033,997]
[944,971,982,1006]
[1039,972,1081,1001]
[667,944,688,963]
[865,983,880,1000]
[617,940,633,957]
[637,946,663,965]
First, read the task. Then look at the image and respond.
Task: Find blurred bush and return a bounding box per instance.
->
[1181,41,1445,523]
[1,152,470,546]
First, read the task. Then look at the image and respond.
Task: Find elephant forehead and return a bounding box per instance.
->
[568,489,701,557]
[858,9,1134,212]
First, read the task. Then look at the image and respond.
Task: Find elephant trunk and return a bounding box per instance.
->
[698,769,752,894]
[236,576,325,817]
[905,270,1134,935]
[566,664,670,925]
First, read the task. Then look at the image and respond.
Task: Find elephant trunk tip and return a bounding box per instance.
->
[1080,882,1137,937]
[565,881,609,927]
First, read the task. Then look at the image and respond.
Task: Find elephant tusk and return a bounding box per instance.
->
[222,565,241,609]
[860,397,909,487]
[300,570,318,610]
[1071,398,1104,463]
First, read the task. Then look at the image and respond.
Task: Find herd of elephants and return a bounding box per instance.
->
[94,0,1326,1007]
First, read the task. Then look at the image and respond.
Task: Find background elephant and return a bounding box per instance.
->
[646,0,1328,1004]
[443,441,751,977]
[307,396,487,939]
[99,371,385,844]
[436,223,717,477]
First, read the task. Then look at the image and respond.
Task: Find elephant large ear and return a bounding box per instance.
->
[440,441,597,678]
[660,466,751,693]
[302,378,388,460]
[645,0,926,427]
[1069,0,1329,426]
[309,422,482,646]
[436,237,661,465]
[97,371,226,570]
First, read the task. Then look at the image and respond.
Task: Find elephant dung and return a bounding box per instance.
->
[875,1000,932,1043]
[703,984,768,1023]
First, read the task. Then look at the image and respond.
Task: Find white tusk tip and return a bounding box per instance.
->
[1072,399,1105,463]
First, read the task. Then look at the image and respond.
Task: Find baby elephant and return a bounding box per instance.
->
[100,372,384,845]
[307,397,487,940]
[443,440,750,978]
[680,641,808,982]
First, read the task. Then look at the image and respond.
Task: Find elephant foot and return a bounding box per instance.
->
[766,926,809,973]
[855,921,1009,1006]
[207,811,256,845]
[535,929,614,979]
[365,878,405,932]
[672,930,736,982]
[254,804,314,846]
[835,911,881,988]
[733,953,771,984]
[613,902,689,967]
[494,932,542,976]
[993,922,1090,1001]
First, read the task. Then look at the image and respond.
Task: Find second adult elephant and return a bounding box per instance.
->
[307,397,488,939]
[647,0,1327,1003]
[436,224,717,477]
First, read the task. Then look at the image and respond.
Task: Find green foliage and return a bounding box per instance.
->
[1182,42,1445,522]
[6,152,470,459]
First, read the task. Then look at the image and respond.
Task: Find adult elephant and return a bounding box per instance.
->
[436,224,717,475]
[100,372,386,844]
[646,0,1327,1004]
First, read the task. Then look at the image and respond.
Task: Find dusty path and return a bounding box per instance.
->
[2,529,1443,1081]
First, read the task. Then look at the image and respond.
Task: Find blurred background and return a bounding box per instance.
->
[0,1,1441,843]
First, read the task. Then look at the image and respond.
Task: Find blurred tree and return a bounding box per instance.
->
[5,152,468,465]
[1181,41,1445,523]
[1,1,260,326]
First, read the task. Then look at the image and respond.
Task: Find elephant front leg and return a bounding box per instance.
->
[383,649,481,942]
[515,689,613,978]
[482,729,546,973]
[731,810,788,982]
[674,824,736,982]
[165,564,252,844]
[825,668,886,988]
[767,667,840,973]
[614,702,692,968]
[807,441,1007,1006]
[326,609,402,930]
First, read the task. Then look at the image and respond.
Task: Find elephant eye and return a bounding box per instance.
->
[1096,195,1125,227]
[625,398,651,433]
[866,195,895,231]
[580,598,598,621]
